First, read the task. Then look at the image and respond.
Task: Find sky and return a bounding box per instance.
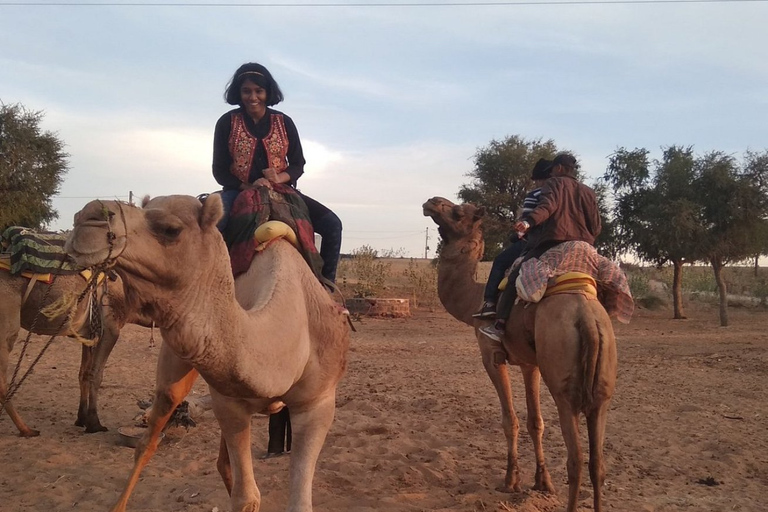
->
[1,0,767,258]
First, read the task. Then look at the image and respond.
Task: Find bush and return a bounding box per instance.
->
[402,258,439,307]
[344,245,392,298]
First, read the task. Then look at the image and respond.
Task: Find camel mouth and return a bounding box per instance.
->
[65,223,124,268]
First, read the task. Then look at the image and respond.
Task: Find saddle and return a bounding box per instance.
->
[1,227,107,306]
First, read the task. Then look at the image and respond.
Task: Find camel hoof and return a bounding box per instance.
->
[74,418,84,427]
[84,423,109,434]
[19,429,41,438]
[533,481,556,493]
[495,483,522,493]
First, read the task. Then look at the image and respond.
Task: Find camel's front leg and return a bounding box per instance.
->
[209,391,261,512]
[476,334,521,492]
[520,364,555,493]
[0,323,39,437]
[76,321,121,433]
[110,343,198,512]
[286,392,336,512]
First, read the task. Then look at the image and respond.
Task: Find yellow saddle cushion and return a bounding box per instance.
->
[254,221,298,250]
[543,272,597,298]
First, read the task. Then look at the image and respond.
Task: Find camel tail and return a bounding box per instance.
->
[577,300,602,412]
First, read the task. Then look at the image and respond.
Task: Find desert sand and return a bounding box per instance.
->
[1,302,766,512]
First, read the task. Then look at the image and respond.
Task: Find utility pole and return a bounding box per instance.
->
[129,191,134,206]
[424,227,430,259]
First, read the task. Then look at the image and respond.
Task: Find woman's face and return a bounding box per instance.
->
[240,78,268,119]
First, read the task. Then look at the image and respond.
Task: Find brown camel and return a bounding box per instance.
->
[0,266,146,435]
[66,194,350,512]
[423,196,618,512]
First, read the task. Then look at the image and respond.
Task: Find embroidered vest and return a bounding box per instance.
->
[228,112,289,183]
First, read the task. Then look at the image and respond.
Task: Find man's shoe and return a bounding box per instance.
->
[479,324,503,342]
[472,301,497,319]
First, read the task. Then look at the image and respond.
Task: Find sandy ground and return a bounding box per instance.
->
[1,302,767,512]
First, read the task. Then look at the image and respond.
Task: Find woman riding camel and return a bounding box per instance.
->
[212,62,344,458]
[212,62,343,284]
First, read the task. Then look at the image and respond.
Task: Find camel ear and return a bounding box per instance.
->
[200,193,223,230]
[474,206,486,219]
[141,195,151,208]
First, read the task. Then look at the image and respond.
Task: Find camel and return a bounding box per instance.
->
[423,197,618,512]
[0,263,147,436]
[65,194,350,512]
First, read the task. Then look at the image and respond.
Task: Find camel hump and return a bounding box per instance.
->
[254,221,298,249]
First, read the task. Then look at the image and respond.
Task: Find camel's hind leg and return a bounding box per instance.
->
[520,364,554,493]
[286,392,337,512]
[76,320,120,433]
[478,338,522,492]
[587,401,611,512]
[109,343,198,512]
[554,403,583,512]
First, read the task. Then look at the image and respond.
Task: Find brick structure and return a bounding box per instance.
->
[345,298,411,318]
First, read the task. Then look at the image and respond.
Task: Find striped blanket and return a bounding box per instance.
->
[223,185,323,280]
[517,241,634,324]
[0,226,82,275]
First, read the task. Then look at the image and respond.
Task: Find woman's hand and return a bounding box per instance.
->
[254,177,272,189]
[263,167,279,183]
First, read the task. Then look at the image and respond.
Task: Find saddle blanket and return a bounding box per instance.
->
[517,241,634,324]
[1,226,82,276]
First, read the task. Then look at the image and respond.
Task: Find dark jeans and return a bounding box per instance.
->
[496,241,562,322]
[484,240,526,303]
[299,192,343,284]
[267,407,292,454]
[216,188,343,283]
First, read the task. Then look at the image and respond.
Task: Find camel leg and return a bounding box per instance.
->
[286,392,336,512]
[109,343,198,512]
[76,321,120,432]
[0,314,39,437]
[477,338,521,492]
[555,402,583,512]
[75,344,94,428]
[210,392,261,512]
[587,401,610,512]
[217,432,234,495]
[520,364,554,493]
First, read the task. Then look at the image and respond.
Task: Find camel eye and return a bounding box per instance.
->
[163,226,182,238]
[451,206,464,220]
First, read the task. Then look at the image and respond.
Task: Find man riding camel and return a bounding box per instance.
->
[480,152,602,341]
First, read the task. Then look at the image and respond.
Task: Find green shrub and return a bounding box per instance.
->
[402,258,439,307]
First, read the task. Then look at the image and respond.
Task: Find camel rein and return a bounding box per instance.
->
[1,202,126,409]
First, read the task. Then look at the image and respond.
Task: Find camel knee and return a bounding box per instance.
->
[526,415,544,437]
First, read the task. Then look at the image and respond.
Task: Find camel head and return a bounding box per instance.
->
[65,195,226,313]
[422,196,485,243]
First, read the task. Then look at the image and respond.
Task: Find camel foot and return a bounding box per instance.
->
[495,482,522,493]
[533,468,556,493]
[19,428,41,438]
[84,423,109,434]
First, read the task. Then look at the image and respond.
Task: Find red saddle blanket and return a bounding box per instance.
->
[222,185,324,280]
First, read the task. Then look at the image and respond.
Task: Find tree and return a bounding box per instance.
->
[458,135,559,259]
[0,103,68,231]
[592,180,621,260]
[694,151,767,326]
[603,146,703,319]
[742,150,768,274]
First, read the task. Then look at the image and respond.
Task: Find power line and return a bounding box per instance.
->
[1,0,765,6]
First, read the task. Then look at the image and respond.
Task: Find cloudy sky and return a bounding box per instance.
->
[2,0,766,257]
